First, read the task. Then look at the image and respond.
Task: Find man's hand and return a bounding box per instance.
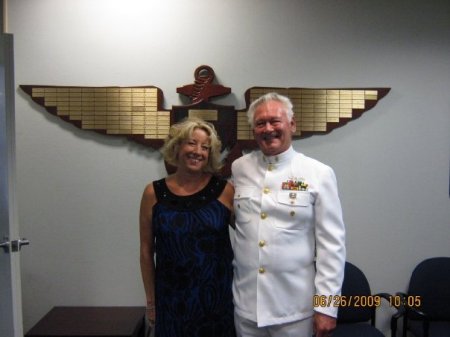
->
[313,312,336,337]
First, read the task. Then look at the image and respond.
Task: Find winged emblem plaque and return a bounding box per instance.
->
[20,65,390,176]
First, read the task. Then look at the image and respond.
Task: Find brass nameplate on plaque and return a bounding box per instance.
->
[188,109,218,121]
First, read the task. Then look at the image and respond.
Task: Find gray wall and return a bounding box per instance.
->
[8,0,450,335]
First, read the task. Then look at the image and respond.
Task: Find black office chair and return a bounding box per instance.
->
[333,261,392,337]
[394,257,450,337]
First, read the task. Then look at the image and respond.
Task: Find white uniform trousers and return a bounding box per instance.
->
[235,313,313,337]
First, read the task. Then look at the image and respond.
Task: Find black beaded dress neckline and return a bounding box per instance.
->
[153,176,226,211]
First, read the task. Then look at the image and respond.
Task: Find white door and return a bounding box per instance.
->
[0,33,26,337]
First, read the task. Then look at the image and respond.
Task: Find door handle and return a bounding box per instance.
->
[0,238,11,253]
[11,238,30,252]
[0,238,30,253]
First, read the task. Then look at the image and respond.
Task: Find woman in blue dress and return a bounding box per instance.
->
[139,117,235,337]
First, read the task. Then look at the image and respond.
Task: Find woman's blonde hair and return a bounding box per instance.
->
[161,117,223,173]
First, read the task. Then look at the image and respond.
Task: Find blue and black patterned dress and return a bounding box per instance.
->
[152,176,235,337]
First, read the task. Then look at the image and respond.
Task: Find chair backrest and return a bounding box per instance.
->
[408,257,450,320]
[337,261,373,323]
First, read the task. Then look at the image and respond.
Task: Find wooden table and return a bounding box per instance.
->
[25,306,146,337]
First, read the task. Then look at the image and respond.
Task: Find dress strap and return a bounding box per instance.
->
[152,178,167,202]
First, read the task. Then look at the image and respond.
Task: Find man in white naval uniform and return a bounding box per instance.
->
[231,93,346,337]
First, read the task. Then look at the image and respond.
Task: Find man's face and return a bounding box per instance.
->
[252,100,296,156]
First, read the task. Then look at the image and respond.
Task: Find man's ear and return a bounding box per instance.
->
[290,115,297,133]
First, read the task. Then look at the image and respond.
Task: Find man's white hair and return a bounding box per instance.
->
[247,92,294,127]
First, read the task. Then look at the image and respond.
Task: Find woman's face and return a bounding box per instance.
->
[177,128,210,173]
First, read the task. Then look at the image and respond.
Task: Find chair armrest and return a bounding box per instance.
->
[395,292,431,337]
[375,292,393,303]
[396,292,428,319]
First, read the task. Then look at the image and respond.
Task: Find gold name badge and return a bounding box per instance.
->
[188,109,218,121]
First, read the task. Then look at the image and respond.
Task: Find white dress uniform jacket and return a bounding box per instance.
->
[231,146,346,327]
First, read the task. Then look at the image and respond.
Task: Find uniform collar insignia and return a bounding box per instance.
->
[262,146,296,164]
